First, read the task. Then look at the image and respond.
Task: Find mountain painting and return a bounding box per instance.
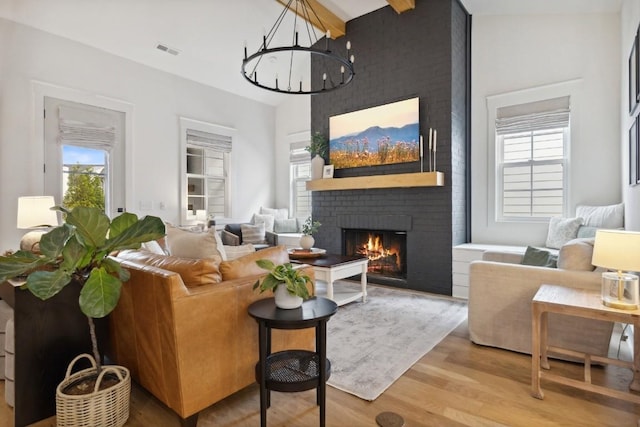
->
[329,97,420,169]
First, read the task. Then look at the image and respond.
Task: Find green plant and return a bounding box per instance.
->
[0,206,165,372]
[306,132,328,158]
[252,259,311,299]
[301,216,321,235]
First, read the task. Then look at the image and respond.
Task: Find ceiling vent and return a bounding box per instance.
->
[156,43,180,56]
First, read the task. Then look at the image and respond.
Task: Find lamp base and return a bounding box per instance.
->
[20,230,47,253]
[601,272,639,311]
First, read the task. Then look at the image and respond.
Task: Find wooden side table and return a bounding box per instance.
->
[248,297,338,427]
[531,284,640,403]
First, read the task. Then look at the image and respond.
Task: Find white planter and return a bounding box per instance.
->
[274,284,303,309]
[311,155,325,180]
[299,234,315,250]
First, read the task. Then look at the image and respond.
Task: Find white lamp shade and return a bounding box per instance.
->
[16,196,59,229]
[592,229,640,273]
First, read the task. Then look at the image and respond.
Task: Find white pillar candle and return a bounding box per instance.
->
[429,128,433,151]
[419,135,423,157]
[433,130,437,152]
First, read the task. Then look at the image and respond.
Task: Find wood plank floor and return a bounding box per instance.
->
[1,320,640,426]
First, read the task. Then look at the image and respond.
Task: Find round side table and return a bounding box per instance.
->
[248,296,338,427]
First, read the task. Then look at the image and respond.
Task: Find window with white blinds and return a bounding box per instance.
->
[290,141,312,220]
[496,96,570,220]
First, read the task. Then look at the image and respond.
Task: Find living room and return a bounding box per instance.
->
[1,0,639,426]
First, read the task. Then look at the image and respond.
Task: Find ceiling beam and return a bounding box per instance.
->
[276,0,346,39]
[386,0,415,14]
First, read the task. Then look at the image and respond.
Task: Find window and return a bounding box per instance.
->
[496,96,570,221]
[180,118,234,224]
[290,141,312,219]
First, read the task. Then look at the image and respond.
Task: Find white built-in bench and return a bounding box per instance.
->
[452,243,530,299]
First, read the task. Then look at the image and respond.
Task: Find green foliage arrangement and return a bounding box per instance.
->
[305,132,329,159]
[0,206,165,372]
[252,259,311,299]
[301,216,321,235]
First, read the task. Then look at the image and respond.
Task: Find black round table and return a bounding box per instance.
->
[248,296,338,427]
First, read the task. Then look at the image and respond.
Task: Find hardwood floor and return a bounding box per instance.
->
[1,320,639,426]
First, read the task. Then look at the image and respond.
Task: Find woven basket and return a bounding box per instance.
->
[56,353,131,427]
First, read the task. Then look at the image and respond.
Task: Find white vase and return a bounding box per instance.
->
[311,155,325,180]
[274,284,303,309]
[300,234,314,250]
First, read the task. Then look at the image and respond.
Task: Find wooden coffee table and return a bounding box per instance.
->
[291,254,368,306]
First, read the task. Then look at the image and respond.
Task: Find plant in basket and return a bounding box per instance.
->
[0,206,165,426]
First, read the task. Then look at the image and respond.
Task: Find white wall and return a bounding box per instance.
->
[622,0,640,232]
[274,95,311,210]
[0,18,277,250]
[471,12,621,246]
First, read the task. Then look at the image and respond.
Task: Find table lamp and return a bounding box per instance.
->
[592,229,640,310]
[17,196,59,252]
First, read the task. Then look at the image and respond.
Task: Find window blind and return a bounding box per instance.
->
[496,96,570,135]
[186,129,232,153]
[290,141,310,165]
[58,105,117,151]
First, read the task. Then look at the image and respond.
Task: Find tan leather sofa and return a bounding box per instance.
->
[108,246,315,426]
[468,239,614,359]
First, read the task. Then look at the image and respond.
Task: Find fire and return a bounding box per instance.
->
[357,234,401,270]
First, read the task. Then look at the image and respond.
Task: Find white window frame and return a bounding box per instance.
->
[179,117,235,225]
[486,79,582,225]
[287,131,312,220]
[290,141,312,219]
[496,127,569,222]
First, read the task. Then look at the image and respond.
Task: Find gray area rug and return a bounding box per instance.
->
[326,282,468,401]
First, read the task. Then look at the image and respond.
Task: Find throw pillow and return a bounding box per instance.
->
[165,225,224,263]
[241,223,266,244]
[260,207,289,220]
[141,239,166,255]
[117,250,222,286]
[545,217,583,249]
[557,238,596,271]
[219,245,289,281]
[252,213,275,233]
[575,203,624,229]
[214,230,227,261]
[521,246,557,268]
[576,225,598,239]
[223,244,256,260]
[274,218,299,233]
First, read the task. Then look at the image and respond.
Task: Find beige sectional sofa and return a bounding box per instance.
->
[468,238,614,358]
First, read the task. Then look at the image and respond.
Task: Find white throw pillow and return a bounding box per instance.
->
[545,217,583,249]
[260,207,289,220]
[165,224,224,262]
[274,218,299,233]
[252,213,275,233]
[141,240,166,255]
[241,223,266,244]
[223,244,256,260]
[575,203,624,229]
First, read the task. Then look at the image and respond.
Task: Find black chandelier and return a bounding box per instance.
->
[241,0,354,95]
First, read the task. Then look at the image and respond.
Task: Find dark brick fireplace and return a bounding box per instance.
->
[310,0,471,295]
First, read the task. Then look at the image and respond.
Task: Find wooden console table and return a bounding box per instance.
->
[531,284,640,403]
[0,279,107,427]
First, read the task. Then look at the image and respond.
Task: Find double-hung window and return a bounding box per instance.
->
[290,141,312,220]
[496,96,570,221]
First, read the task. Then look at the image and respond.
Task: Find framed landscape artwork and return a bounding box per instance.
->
[329,97,420,169]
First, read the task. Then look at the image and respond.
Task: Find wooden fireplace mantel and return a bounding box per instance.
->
[305,171,444,191]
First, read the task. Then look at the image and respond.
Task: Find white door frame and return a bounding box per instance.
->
[32,80,135,213]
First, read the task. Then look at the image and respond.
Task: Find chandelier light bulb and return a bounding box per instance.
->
[346,41,351,50]
[350,55,355,63]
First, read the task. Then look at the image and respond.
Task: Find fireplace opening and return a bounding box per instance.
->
[343,228,407,285]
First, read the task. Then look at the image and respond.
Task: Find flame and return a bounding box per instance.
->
[356,234,401,271]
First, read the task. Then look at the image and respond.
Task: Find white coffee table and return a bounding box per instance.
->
[291,254,368,306]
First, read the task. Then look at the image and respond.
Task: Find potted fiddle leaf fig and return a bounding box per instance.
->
[253,259,312,309]
[0,205,165,426]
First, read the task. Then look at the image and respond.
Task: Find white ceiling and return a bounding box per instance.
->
[0,0,622,106]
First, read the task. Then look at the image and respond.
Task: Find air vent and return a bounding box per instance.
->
[156,43,180,56]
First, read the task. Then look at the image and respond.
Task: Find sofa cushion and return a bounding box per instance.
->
[252,213,275,233]
[219,245,289,281]
[274,218,299,233]
[241,223,266,244]
[576,225,599,239]
[165,225,224,263]
[576,203,624,229]
[521,246,557,268]
[545,217,583,249]
[557,238,596,271]
[117,250,222,286]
